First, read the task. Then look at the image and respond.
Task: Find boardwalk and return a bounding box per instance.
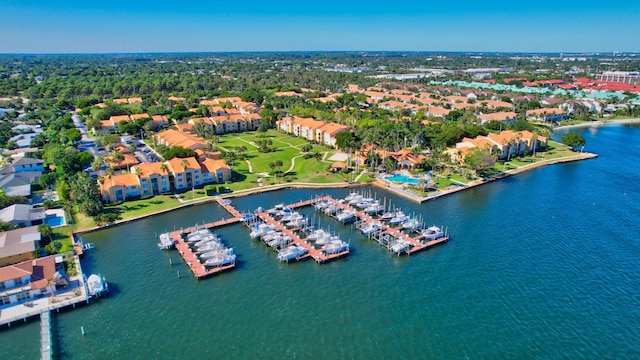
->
[40,311,52,360]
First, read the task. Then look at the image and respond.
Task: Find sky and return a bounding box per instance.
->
[0,0,639,54]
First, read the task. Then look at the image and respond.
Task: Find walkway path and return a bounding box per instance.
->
[285,155,303,174]
[245,159,253,173]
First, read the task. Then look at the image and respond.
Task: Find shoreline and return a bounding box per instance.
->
[73,152,598,235]
[554,117,640,131]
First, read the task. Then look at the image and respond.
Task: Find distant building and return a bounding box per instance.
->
[596,71,640,86]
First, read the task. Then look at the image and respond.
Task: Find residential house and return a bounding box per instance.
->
[99,173,141,202]
[131,162,171,196]
[0,226,41,267]
[0,204,45,227]
[0,255,59,306]
[154,129,205,151]
[318,122,349,146]
[199,158,231,184]
[0,157,43,198]
[2,157,44,174]
[166,157,203,190]
[446,130,546,164]
[151,115,169,127]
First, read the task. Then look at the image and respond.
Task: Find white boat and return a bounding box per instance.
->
[204,253,236,267]
[343,192,361,202]
[389,212,409,225]
[307,229,327,242]
[390,240,411,254]
[347,196,363,205]
[281,211,301,222]
[322,240,349,254]
[286,217,307,228]
[323,204,340,215]
[250,223,273,239]
[314,200,330,210]
[267,235,292,248]
[158,233,174,249]
[355,198,375,209]
[194,237,222,248]
[267,203,284,215]
[422,226,445,240]
[275,207,293,218]
[199,248,234,259]
[360,223,382,235]
[86,274,108,297]
[402,219,422,230]
[380,211,396,221]
[277,245,308,261]
[196,242,227,253]
[364,204,384,214]
[336,211,355,223]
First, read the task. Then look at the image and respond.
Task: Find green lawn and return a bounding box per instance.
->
[51,227,74,253]
[73,194,184,231]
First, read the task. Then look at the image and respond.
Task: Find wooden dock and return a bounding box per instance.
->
[168,223,238,279]
[257,211,350,264]
[40,311,52,360]
[316,196,450,255]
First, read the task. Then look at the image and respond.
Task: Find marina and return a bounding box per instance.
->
[157,193,449,278]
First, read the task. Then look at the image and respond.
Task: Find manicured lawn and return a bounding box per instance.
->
[73,195,184,230]
[285,157,345,183]
[51,227,74,253]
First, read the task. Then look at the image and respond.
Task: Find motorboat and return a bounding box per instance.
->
[390,240,411,254]
[204,253,236,267]
[323,204,340,215]
[194,237,222,248]
[307,229,327,242]
[196,242,227,252]
[343,192,361,202]
[281,211,301,222]
[347,195,363,205]
[402,218,422,231]
[336,211,355,223]
[314,200,330,210]
[86,274,108,297]
[157,233,174,249]
[364,203,385,214]
[267,203,284,215]
[389,212,410,225]
[199,248,234,259]
[275,207,293,218]
[315,233,339,246]
[380,210,396,221]
[286,218,307,228]
[322,240,349,254]
[277,245,308,261]
[355,198,375,209]
[422,226,445,240]
[360,222,382,236]
[267,235,292,248]
[250,223,273,239]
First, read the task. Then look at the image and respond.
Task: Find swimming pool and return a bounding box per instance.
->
[385,174,421,185]
[45,215,66,227]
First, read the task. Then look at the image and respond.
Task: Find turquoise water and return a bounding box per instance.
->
[45,215,65,227]
[385,174,421,185]
[2,124,640,359]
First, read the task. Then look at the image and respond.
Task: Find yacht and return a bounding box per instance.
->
[360,222,382,236]
[277,246,308,261]
[157,233,174,249]
[390,240,411,254]
[364,203,385,214]
[250,223,273,239]
[322,240,349,254]
[204,253,236,267]
[336,210,355,223]
[199,248,234,260]
[402,218,422,231]
[355,198,375,209]
[86,274,109,298]
[422,226,445,240]
[389,212,410,225]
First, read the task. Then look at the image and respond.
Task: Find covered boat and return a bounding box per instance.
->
[86,274,108,297]
[277,245,308,261]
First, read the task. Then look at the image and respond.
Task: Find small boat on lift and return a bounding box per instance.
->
[86,274,109,298]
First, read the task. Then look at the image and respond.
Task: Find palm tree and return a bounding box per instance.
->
[134,167,143,178]
[111,151,124,170]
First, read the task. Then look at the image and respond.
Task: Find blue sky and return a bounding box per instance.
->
[0,0,638,53]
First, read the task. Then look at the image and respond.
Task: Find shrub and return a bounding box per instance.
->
[204,185,217,196]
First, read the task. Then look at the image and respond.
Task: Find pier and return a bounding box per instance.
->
[315,195,450,255]
[40,311,52,360]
